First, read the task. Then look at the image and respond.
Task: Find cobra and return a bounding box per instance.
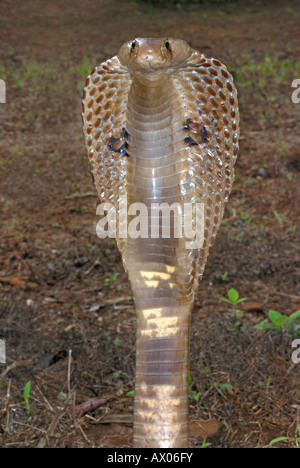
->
[82,37,239,448]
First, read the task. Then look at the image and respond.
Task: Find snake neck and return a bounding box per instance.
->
[123,70,196,306]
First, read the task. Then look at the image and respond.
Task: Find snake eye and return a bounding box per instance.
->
[131,40,136,51]
[165,40,171,51]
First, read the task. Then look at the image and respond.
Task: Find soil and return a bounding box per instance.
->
[0,0,299,448]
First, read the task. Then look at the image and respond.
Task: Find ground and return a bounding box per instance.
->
[0,0,299,448]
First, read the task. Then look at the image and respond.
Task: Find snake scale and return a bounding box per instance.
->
[82,37,239,448]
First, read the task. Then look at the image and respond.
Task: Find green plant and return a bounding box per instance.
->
[234,52,294,92]
[104,371,121,384]
[200,437,211,448]
[220,288,247,317]
[266,424,300,448]
[24,381,32,416]
[104,272,120,287]
[188,372,200,402]
[255,309,300,336]
[113,337,120,348]
[216,382,234,390]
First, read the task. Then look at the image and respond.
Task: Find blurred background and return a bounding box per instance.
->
[0,0,299,448]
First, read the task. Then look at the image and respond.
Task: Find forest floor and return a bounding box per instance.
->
[0,0,299,448]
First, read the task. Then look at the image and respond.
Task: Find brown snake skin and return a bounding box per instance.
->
[82,37,239,448]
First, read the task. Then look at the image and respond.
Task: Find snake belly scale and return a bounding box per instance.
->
[82,37,239,448]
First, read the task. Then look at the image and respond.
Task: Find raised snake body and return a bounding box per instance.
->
[82,37,239,448]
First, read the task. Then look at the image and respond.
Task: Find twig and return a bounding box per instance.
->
[67,397,109,415]
[30,375,54,413]
[0,378,11,429]
[1,359,32,378]
[84,260,101,276]
[77,423,91,444]
[68,349,72,396]
[46,407,66,436]
[271,290,300,300]
[102,296,132,306]
[13,421,47,433]
[65,192,95,200]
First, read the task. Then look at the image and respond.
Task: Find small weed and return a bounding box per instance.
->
[113,337,120,349]
[24,381,32,416]
[200,437,212,448]
[277,141,290,153]
[255,309,300,336]
[11,144,23,156]
[266,424,300,448]
[221,271,228,281]
[104,272,120,287]
[234,53,294,92]
[15,230,24,240]
[273,211,287,226]
[58,392,68,401]
[258,376,272,388]
[220,288,247,317]
[188,372,200,402]
[104,371,121,383]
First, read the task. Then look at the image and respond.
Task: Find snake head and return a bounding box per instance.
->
[117,37,192,72]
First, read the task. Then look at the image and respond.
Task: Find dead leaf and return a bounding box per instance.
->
[189,419,223,439]
[242,301,264,312]
[68,397,109,415]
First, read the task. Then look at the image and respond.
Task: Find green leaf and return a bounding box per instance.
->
[287,310,300,323]
[268,310,287,326]
[217,383,233,389]
[220,297,232,304]
[236,297,247,304]
[113,337,119,348]
[266,436,294,447]
[24,381,31,403]
[192,391,200,401]
[254,321,277,330]
[227,288,239,303]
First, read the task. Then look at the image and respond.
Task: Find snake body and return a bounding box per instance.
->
[82,37,239,448]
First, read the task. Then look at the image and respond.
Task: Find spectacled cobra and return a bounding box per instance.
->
[82,37,239,448]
